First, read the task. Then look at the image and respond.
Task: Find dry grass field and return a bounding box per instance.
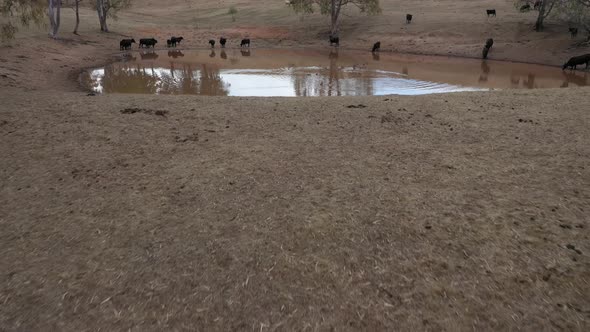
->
[0,0,589,330]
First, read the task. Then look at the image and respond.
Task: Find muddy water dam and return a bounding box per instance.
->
[81,48,588,96]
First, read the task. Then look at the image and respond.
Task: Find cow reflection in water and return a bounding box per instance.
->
[167,50,184,58]
[240,49,251,57]
[479,61,490,82]
[140,51,159,60]
[372,52,380,61]
[220,50,227,60]
[210,50,216,58]
[121,53,136,62]
[561,71,588,87]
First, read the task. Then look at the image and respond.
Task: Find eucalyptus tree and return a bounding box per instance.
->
[289,0,381,37]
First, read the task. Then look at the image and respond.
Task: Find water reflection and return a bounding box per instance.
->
[523,73,536,89]
[140,51,159,60]
[83,49,586,96]
[479,61,490,82]
[168,50,184,58]
[561,71,588,87]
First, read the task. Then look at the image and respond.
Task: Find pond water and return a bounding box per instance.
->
[81,48,589,96]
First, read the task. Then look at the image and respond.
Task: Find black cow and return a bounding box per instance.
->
[329,36,339,47]
[139,38,157,48]
[534,1,542,10]
[166,39,173,47]
[486,9,496,17]
[406,14,413,24]
[240,38,250,47]
[119,38,135,50]
[520,4,531,12]
[485,38,494,49]
[209,39,216,48]
[173,36,183,45]
[372,41,381,53]
[569,27,578,38]
[562,54,590,70]
[220,37,227,48]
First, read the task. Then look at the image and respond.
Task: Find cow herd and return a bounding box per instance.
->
[118,8,589,72]
[119,36,250,51]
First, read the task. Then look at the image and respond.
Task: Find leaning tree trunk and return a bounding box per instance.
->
[97,0,109,32]
[330,0,343,37]
[535,0,556,32]
[48,0,61,38]
[73,0,80,35]
[535,1,547,31]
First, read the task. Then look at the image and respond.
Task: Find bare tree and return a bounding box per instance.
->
[47,0,61,37]
[556,0,590,37]
[95,0,131,32]
[535,0,557,31]
[289,0,380,37]
[73,0,81,34]
[516,0,590,31]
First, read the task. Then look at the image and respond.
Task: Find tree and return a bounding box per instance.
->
[516,0,590,32]
[289,0,380,37]
[95,0,131,32]
[556,0,590,36]
[48,0,61,37]
[228,5,237,22]
[0,0,46,41]
[69,0,82,35]
[534,0,557,31]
